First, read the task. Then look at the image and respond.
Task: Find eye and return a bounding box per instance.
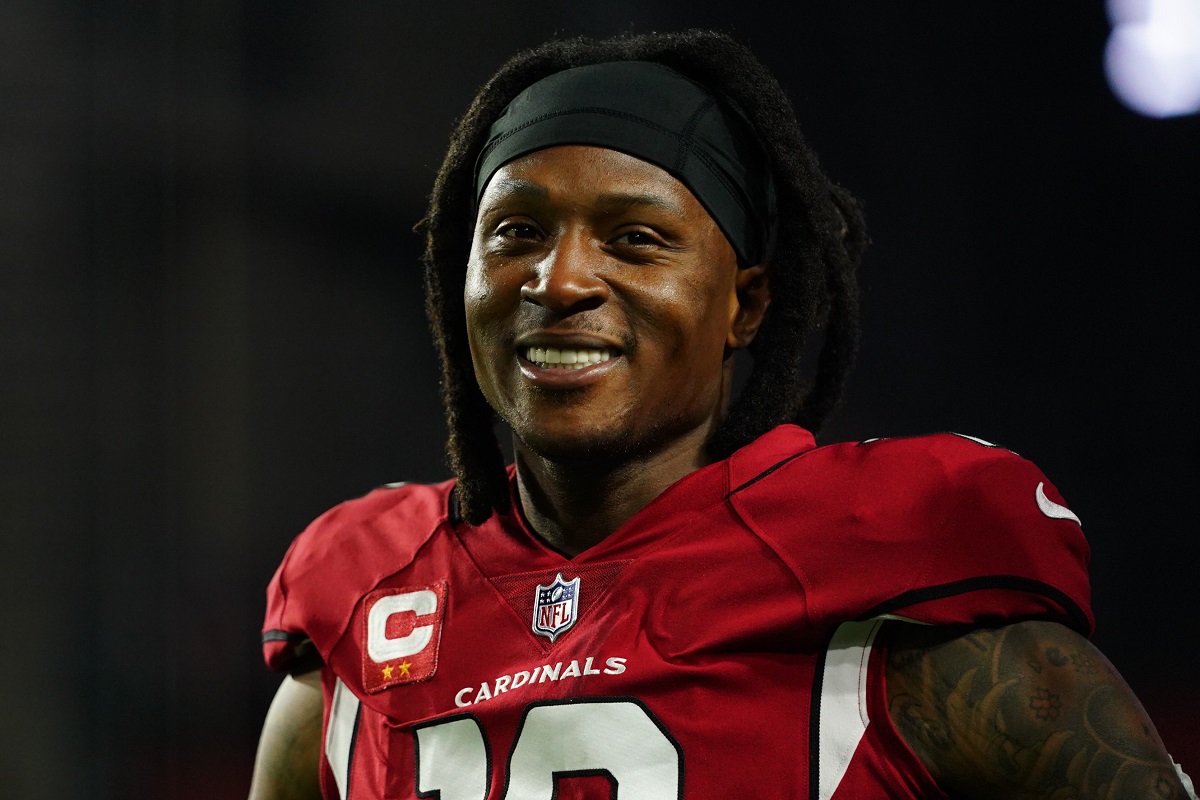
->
[611,228,664,247]
[496,221,542,240]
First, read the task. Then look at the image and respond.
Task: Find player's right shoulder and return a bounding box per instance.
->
[264,478,459,672]
[276,479,457,604]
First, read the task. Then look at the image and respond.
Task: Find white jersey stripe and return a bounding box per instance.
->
[325,677,361,800]
[817,618,884,800]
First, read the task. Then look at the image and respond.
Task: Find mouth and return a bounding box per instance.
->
[521,346,615,370]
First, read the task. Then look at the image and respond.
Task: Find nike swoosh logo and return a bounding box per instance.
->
[1036,482,1081,525]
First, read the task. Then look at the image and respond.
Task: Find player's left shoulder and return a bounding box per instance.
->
[731,428,1042,506]
[726,427,1092,631]
[840,431,1074,511]
[851,430,1025,474]
[729,427,1084,550]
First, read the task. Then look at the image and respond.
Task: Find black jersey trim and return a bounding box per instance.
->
[727,448,814,496]
[262,630,323,671]
[548,769,618,800]
[854,575,1091,634]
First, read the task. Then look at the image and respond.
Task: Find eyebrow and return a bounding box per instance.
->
[482,177,549,203]
[593,191,681,215]
[481,179,681,215]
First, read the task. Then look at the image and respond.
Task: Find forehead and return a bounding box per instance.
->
[477,145,710,218]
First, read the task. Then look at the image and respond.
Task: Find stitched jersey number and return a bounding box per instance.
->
[414,699,682,799]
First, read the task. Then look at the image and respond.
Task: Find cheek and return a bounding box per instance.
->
[463,250,489,320]
[464,246,512,320]
[644,273,737,356]
[464,246,521,324]
[464,256,501,379]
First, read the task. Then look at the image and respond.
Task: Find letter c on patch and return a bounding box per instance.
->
[367,589,438,662]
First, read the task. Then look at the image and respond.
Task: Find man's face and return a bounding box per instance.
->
[465,144,756,465]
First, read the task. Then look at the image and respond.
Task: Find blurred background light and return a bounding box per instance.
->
[1105,0,1200,117]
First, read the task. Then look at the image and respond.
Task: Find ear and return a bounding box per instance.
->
[726,263,771,350]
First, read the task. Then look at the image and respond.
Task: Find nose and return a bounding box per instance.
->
[520,230,608,314]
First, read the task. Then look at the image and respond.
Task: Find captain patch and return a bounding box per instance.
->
[362,581,447,692]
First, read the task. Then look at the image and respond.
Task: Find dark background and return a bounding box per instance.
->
[3,2,1197,798]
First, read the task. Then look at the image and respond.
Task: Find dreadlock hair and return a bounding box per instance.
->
[420,29,868,525]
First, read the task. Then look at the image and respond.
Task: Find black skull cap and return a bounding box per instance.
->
[473,61,777,265]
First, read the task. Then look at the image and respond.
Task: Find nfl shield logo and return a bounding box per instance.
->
[532,573,580,642]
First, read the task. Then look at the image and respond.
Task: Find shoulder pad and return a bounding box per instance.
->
[262,480,455,671]
[728,433,1092,633]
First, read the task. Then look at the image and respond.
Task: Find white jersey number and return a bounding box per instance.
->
[414,698,682,799]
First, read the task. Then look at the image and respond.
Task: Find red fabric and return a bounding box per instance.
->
[261,425,1092,799]
[728,430,1093,634]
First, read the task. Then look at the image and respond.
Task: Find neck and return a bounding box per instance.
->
[513,427,713,557]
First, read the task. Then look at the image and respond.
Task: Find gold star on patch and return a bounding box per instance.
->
[398,661,411,677]
[381,665,394,679]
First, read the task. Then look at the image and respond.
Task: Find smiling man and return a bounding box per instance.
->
[466,143,767,556]
[250,30,1195,800]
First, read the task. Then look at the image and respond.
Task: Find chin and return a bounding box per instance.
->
[511,412,713,469]
[512,426,636,467]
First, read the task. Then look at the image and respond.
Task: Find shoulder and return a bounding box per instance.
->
[726,427,1092,632]
[850,431,1065,503]
[263,479,457,670]
[729,428,1056,526]
[278,480,455,591]
[836,430,1038,484]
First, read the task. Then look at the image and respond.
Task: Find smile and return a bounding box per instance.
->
[523,347,614,370]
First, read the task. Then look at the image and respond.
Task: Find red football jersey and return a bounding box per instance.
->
[262,425,1092,800]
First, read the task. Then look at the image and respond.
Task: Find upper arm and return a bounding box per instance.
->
[248,669,325,800]
[883,619,1191,800]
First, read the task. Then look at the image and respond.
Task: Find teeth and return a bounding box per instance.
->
[524,347,613,369]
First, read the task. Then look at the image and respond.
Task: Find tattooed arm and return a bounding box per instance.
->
[248,669,324,800]
[884,620,1192,800]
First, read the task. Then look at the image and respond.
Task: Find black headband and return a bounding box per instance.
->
[473,61,778,265]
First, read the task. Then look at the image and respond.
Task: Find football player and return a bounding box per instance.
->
[249,30,1196,800]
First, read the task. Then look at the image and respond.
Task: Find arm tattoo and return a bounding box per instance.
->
[883,620,1189,800]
